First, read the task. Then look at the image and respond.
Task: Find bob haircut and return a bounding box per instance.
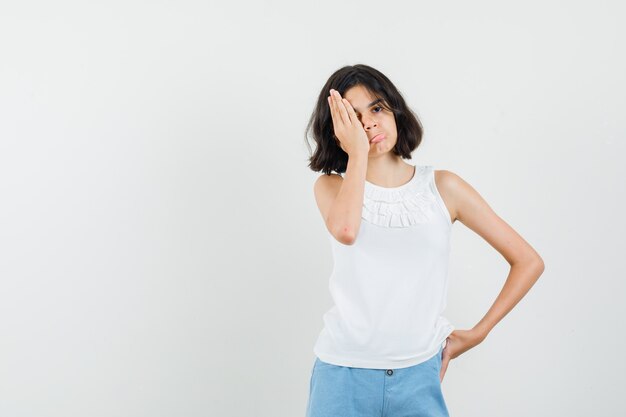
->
[305,64,424,175]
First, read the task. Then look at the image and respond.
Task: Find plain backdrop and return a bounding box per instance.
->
[1,1,624,416]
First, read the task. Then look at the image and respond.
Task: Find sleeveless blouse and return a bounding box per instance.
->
[312,164,455,369]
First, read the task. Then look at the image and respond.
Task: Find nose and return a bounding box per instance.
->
[362,117,378,130]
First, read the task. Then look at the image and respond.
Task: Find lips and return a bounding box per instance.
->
[370,133,385,143]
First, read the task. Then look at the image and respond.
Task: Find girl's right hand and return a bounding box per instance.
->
[328,89,371,157]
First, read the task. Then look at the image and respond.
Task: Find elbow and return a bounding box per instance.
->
[536,256,545,274]
[512,254,545,275]
[331,225,358,245]
[525,256,545,276]
[530,251,545,272]
[337,233,357,246]
[326,213,361,246]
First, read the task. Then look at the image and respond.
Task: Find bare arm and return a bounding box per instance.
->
[314,152,368,245]
[313,88,371,245]
[437,169,545,340]
[435,169,545,381]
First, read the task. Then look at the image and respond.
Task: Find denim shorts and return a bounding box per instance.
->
[305,344,449,417]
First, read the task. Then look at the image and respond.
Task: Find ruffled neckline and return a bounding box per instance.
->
[361,165,438,227]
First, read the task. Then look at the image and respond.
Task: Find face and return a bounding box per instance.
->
[343,85,398,155]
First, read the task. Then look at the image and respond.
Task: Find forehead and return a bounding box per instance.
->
[344,85,376,103]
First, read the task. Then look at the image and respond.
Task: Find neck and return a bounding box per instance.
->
[365,154,413,187]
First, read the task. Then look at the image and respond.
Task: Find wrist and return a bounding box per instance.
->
[348,150,370,161]
[471,325,490,341]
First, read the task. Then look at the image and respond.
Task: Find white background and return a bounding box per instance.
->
[1,1,624,416]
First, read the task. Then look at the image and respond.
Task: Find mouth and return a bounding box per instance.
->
[370,133,386,143]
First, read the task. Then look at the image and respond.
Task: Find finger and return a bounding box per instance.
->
[440,357,449,382]
[328,95,342,145]
[332,90,351,126]
[330,92,344,126]
[342,98,360,124]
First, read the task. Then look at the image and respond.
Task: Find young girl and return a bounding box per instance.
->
[304,64,545,417]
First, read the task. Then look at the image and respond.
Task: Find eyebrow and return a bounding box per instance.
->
[352,98,383,114]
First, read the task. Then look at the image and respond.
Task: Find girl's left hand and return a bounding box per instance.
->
[439,328,485,383]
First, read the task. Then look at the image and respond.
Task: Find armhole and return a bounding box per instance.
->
[430,168,453,227]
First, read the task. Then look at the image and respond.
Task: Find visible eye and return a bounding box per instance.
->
[356,105,385,120]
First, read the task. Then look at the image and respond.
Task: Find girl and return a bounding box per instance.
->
[304,64,545,417]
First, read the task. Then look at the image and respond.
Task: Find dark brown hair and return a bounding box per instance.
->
[304,64,424,175]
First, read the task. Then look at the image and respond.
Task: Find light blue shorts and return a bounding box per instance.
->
[306,345,449,417]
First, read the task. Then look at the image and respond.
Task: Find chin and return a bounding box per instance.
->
[371,139,395,151]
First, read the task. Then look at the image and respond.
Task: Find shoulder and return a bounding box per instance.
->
[433,169,466,223]
[314,173,343,189]
[313,173,343,197]
[312,174,345,227]
[434,169,494,224]
[433,169,461,190]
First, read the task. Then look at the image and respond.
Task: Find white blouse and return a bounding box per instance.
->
[313,164,455,369]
